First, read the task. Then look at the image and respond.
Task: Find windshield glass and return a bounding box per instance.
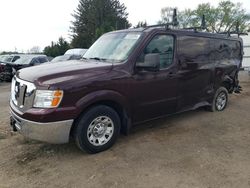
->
[65,49,88,56]
[14,56,33,64]
[0,56,4,62]
[1,56,13,63]
[83,32,142,62]
[51,55,71,63]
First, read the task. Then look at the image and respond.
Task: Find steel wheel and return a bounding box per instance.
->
[206,87,228,112]
[74,105,121,153]
[215,92,227,111]
[87,116,114,146]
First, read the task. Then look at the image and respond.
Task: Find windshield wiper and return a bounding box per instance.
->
[89,57,107,61]
[82,57,112,63]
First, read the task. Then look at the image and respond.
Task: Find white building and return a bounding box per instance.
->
[241,32,250,68]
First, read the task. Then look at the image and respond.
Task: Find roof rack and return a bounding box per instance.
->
[144,10,247,38]
[218,22,248,37]
[144,9,179,31]
[219,31,248,37]
[182,15,207,32]
[144,9,207,33]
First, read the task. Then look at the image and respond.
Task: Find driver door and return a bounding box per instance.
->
[131,34,179,123]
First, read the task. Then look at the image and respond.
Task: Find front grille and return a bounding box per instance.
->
[11,76,36,112]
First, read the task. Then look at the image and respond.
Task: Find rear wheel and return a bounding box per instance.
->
[74,105,121,154]
[207,87,228,112]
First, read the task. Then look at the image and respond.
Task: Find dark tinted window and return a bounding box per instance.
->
[38,57,48,63]
[12,56,20,62]
[230,41,241,58]
[214,40,241,60]
[178,36,210,62]
[31,58,40,64]
[138,35,174,69]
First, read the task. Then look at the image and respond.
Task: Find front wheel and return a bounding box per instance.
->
[74,105,121,154]
[207,87,228,112]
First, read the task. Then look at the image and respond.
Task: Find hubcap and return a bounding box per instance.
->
[216,92,227,111]
[87,116,114,146]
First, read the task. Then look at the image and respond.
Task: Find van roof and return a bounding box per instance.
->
[110,27,242,42]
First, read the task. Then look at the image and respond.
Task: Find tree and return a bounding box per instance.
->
[159,7,175,24]
[134,21,147,28]
[178,9,197,28]
[159,0,250,33]
[28,46,41,54]
[0,51,18,55]
[43,37,70,57]
[70,0,131,48]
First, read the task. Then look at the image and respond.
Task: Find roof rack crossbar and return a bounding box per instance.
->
[219,31,248,37]
[143,12,248,38]
[218,22,248,37]
[143,8,179,31]
[182,15,207,32]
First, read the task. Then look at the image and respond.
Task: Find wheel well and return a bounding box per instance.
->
[222,81,230,91]
[70,100,130,139]
[222,73,238,94]
[222,81,234,93]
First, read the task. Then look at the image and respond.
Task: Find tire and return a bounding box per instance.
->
[74,105,121,154]
[207,87,228,112]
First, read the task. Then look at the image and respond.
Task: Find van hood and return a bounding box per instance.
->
[17,60,112,87]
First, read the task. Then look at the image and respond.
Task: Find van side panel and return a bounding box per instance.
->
[213,39,241,91]
[177,36,214,110]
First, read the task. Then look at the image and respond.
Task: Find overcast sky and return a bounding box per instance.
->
[0,0,249,53]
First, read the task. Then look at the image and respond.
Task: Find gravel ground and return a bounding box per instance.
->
[0,72,250,188]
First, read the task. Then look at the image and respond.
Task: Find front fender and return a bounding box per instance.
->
[75,90,131,117]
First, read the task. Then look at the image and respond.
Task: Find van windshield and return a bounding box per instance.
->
[83,32,142,63]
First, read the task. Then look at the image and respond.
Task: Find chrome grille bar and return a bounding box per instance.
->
[11,76,36,112]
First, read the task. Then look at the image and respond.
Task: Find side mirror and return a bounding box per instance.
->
[136,53,160,71]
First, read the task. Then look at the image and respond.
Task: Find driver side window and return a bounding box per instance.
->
[137,35,174,69]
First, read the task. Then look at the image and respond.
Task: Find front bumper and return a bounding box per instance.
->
[10,109,73,144]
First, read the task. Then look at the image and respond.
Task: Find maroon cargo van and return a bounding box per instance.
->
[10,26,243,153]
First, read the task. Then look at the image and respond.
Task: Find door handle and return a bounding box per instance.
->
[168,72,175,78]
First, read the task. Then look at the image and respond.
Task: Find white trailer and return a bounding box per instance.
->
[241,33,250,69]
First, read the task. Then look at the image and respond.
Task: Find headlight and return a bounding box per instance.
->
[33,90,63,108]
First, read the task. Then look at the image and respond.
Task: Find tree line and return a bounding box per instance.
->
[159,1,250,33]
[43,0,250,57]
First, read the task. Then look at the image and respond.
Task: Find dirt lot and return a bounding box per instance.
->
[0,72,250,188]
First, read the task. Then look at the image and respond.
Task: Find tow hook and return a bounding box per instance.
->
[10,116,17,132]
